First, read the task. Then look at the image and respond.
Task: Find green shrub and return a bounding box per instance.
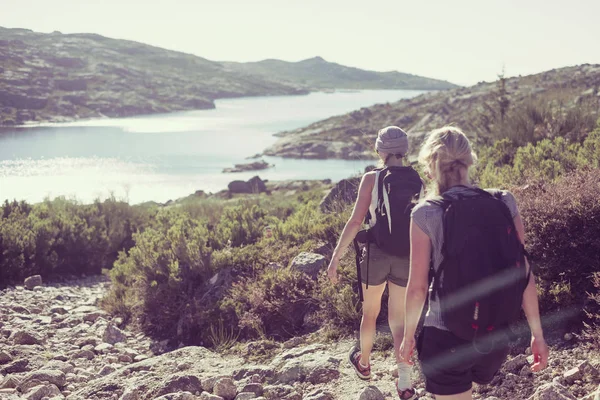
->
[222,267,316,340]
[105,208,212,339]
[312,257,361,331]
[475,119,600,188]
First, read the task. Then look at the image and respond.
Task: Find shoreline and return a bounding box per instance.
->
[0,88,435,129]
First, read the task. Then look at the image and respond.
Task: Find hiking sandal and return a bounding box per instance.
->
[348,346,371,379]
[396,379,417,400]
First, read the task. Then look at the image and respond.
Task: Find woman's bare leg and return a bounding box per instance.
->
[359,282,386,365]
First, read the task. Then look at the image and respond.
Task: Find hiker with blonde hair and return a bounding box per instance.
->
[400,126,549,399]
[328,126,423,399]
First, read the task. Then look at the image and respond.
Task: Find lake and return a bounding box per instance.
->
[0,90,424,204]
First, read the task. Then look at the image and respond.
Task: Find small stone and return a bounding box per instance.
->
[12,330,43,345]
[504,354,529,374]
[20,370,66,389]
[214,377,237,400]
[0,375,21,389]
[564,333,574,341]
[24,275,43,290]
[24,383,61,400]
[118,354,133,363]
[98,365,116,376]
[200,393,224,400]
[358,386,385,400]
[71,349,95,360]
[103,323,126,344]
[518,365,532,378]
[236,393,257,400]
[528,382,576,399]
[241,383,263,396]
[564,367,583,384]
[50,307,68,315]
[1,358,30,374]
[0,351,12,364]
[94,343,113,354]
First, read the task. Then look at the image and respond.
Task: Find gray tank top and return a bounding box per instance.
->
[410,186,520,331]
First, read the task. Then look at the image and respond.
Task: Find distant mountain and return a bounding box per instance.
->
[264,64,600,159]
[0,27,458,125]
[222,56,458,90]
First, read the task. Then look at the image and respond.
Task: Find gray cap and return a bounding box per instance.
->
[375,126,409,155]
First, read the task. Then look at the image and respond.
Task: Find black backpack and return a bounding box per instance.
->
[352,166,422,301]
[431,187,530,342]
[368,166,423,257]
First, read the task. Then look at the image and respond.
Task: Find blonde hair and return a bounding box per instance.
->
[418,126,477,196]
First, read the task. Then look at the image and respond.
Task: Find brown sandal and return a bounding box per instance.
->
[396,379,417,400]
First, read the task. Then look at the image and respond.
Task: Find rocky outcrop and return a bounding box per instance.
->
[223,160,273,174]
[228,176,268,194]
[319,177,361,213]
[290,253,327,279]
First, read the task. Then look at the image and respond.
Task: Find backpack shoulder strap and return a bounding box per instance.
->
[376,167,388,212]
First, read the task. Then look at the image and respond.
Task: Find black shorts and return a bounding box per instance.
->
[417,327,509,396]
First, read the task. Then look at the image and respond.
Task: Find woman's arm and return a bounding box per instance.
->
[399,220,431,363]
[514,214,548,371]
[327,173,374,283]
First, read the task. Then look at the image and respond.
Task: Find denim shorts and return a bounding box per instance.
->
[359,244,409,287]
[417,327,509,396]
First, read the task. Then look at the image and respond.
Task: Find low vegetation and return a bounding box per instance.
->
[2,111,599,350]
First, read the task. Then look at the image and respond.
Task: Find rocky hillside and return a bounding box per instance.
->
[1,276,599,400]
[221,57,458,91]
[264,64,600,159]
[0,27,307,125]
[0,27,457,126]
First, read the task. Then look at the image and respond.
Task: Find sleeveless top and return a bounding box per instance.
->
[410,186,520,331]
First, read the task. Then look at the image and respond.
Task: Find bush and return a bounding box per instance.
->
[514,169,600,312]
[105,208,212,340]
[475,119,600,188]
[222,267,316,340]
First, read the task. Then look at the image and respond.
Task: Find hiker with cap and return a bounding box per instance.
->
[328,126,424,399]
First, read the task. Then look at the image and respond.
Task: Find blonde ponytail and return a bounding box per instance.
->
[418,126,477,196]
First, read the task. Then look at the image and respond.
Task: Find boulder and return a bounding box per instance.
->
[227,176,267,194]
[24,275,43,290]
[228,181,252,194]
[319,177,360,213]
[290,252,327,279]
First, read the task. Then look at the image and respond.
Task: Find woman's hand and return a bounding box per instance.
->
[398,336,416,365]
[530,336,549,372]
[327,259,339,284]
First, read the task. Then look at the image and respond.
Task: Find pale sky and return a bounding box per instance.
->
[2,0,599,86]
